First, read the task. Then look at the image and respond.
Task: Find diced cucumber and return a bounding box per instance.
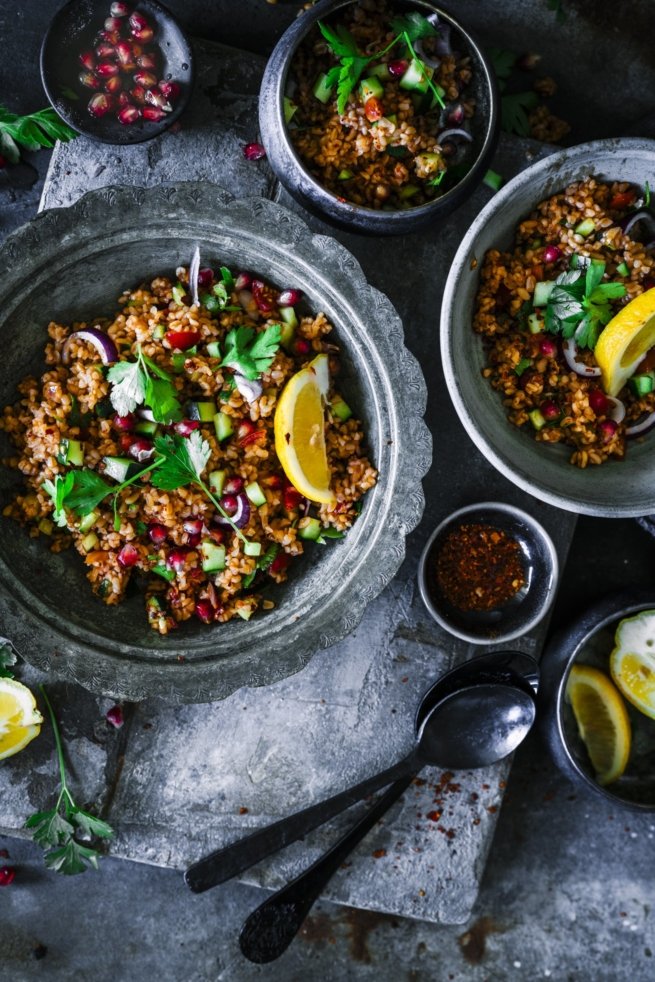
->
[414,151,441,175]
[279,320,296,350]
[313,72,334,104]
[81,531,99,552]
[201,541,226,572]
[38,518,54,536]
[330,394,353,421]
[172,284,186,305]
[244,541,262,557]
[187,400,216,422]
[533,281,556,307]
[152,563,175,582]
[103,456,133,482]
[298,517,322,541]
[616,262,630,277]
[279,306,298,330]
[369,63,391,81]
[283,96,298,124]
[171,352,186,373]
[527,313,544,334]
[359,76,384,102]
[214,411,234,442]
[398,185,420,200]
[236,604,254,621]
[338,169,354,180]
[206,340,221,359]
[528,409,546,431]
[575,218,595,237]
[78,509,100,533]
[628,373,655,397]
[245,481,266,507]
[208,469,226,495]
[134,420,159,436]
[152,323,166,340]
[399,58,429,93]
[57,438,84,467]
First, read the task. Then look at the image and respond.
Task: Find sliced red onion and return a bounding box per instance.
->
[433,23,452,56]
[215,492,250,529]
[234,272,252,291]
[445,103,465,127]
[562,338,601,377]
[606,396,626,424]
[438,127,473,145]
[189,245,200,307]
[414,39,441,69]
[137,407,156,421]
[619,210,655,240]
[627,411,655,437]
[234,373,263,404]
[62,328,118,365]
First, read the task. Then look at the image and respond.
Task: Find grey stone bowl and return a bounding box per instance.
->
[440,138,655,517]
[539,589,655,811]
[0,183,431,703]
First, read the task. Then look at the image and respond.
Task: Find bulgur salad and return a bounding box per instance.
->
[474,178,655,467]
[0,258,377,634]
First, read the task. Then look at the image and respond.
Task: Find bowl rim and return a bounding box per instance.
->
[440,136,655,518]
[258,0,500,228]
[417,500,559,644]
[39,0,194,146]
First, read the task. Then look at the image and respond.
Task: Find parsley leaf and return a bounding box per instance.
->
[107,348,182,422]
[0,639,16,679]
[490,48,516,88]
[543,258,627,349]
[220,323,281,381]
[390,11,438,42]
[64,470,113,515]
[501,90,539,136]
[107,360,146,417]
[318,20,360,59]
[150,431,211,491]
[145,376,183,423]
[42,472,75,527]
[0,106,77,161]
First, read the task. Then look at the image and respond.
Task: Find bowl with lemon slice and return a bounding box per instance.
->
[441,138,655,517]
[540,590,655,811]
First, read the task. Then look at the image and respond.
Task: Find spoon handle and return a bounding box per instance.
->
[239,774,414,964]
[184,754,416,893]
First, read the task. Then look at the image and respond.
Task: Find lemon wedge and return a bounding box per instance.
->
[565,664,631,786]
[594,287,655,396]
[274,353,336,506]
[0,677,43,760]
[610,609,655,720]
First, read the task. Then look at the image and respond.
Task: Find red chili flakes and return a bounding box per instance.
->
[427,810,442,822]
[433,523,525,612]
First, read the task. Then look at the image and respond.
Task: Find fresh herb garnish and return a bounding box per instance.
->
[645,181,651,209]
[390,11,438,42]
[484,168,504,192]
[107,347,182,422]
[0,106,77,165]
[490,48,516,87]
[25,686,114,876]
[220,324,282,381]
[514,358,534,377]
[501,90,539,137]
[316,526,345,545]
[427,170,446,188]
[43,473,75,528]
[242,542,281,588]
[543,258,627,349]
[0,639,16,679]
[43,460,164,533]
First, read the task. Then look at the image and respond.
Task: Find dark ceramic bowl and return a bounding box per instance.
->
[539,590,655,812]
[0,183,430,703]
[417,501,558,644]
[40,0,193,145]
[258,0,499,235]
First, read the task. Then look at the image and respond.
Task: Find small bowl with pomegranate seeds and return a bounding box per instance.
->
[40,0,193,145]
[441,138,655,518]
[259,0,499,235]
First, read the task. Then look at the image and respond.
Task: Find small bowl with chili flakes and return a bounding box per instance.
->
[418,501,558,644]
[258,0,499,235]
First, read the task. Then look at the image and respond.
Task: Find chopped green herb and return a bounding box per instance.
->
[501,90,539,137]
[220,323,282,381]
[107,346,182,422]
[0,106,77,164]
[543,257,627,349]
[316,526,346,545]
[645,181,651,209]
[42,472,75,527]
[514,358,534,377]
[484,169,504,192]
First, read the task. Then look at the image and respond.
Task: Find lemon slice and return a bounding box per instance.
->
[0,677,43,760]
[594,287,655,396]
[274,353,336,506]
[610,609,655,720]
[565,664,631,785]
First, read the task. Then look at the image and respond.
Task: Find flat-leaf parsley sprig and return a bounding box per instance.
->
[107,346,183,422]
[220,323,282,381]
[0,106,77,165]
[543,257,627,349]
[24,686,114,876]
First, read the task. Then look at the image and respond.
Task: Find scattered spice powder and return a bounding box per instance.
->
[434,523,525,612]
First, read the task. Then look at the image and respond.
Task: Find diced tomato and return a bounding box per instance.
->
[610,190,636,210]
[364,96,383,122]
[283,484,303,511]
[270,552,290,575]
[166,330,201,350]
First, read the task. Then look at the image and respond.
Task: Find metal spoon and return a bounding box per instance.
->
[238,656,538,963]
[184,651,538,895]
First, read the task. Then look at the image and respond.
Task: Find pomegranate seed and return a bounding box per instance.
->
[543,245,562,264]
[242,142,266,161]
[131,42,143,58]
[186,532,201,548]
[88,93,113,117]
[234,272,252,291]
[105,705,124,728]
[129,11,150,30]
[388,59,408,78]
[236,420,256,441]
[166,548,188,572]
[278,288,302,307]
[195,599,215,624]
[111,2,131,16]
[540,399,560,421]
[117,543,139,568]
[159,80,181,101]
[0,867,16,887]
[95,42,116,59]
[263,474,283,490]
[251,279,276,313]
[208,527,225,544]
[539,337,558,357]
[447,103,465,126]
[294,338,311,356]
[105,75,123,95]
[118,104,141,124]
[173,419,200,437]
[145,88,172,112]
[198,267,214,288]
[183,519,203,535]
[599,419,618,443]
[220,494,238,515]
[105,16,123,31]
[97,61,120,77]
[115,40,136,66]
[166,329,200,349]
[148,523,169,545]
[223,476,244,495]
[137,52,158,71]
[112,412,136,431]
[118,91,131,107]
[80,71,102,90]
[79,50,95,70]
[98,29,120,44]
[133,69,157,89]
[589,389,610,415]
[142,105,166,121]
[131,84,147,105]
[283,485,303,511]
[364,96,383,122]
[131,25,154,43]
[128,437,154,461]
[119,432,134,452]
[270,552,290,575]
